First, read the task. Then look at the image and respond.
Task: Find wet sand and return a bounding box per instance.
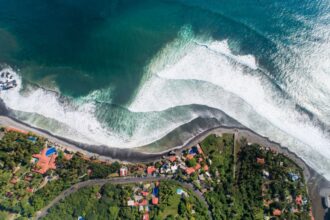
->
[0,114,328,219]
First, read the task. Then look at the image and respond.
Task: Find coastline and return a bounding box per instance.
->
[0,114,328,218]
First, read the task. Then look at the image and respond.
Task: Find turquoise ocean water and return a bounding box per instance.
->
[0,0,330,178]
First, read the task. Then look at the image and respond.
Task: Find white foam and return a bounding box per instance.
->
[129,29,330,179]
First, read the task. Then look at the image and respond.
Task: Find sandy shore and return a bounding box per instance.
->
[0,115,329,219]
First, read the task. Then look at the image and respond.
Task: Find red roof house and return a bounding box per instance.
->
[147,166,156,175]
[203,165,209,171]
[197,145,203,154]
[140,199,148,206]
[257,158,265,165]
[194,163,201,170]
[143,212,149,220]
[273,209,282,216]
[142,191,149,197]
[169,156,177,162]
[185,167,195,175]
[32,147,57,174]
[296,195,303,206]
[186,154,194,160]
[152,197,159,205]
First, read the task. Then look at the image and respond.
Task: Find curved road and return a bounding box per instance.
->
[34,176,211,220]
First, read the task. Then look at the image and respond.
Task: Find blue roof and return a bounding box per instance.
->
[27,136,37,142]
[46,147,57,157]
[152,187,159,197]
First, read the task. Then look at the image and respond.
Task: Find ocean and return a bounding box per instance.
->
[0,0,330,178]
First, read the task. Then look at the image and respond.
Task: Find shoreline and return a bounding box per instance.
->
[0,114,329,218]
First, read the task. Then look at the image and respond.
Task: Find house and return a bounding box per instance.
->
[169,156,177,163]
[32,147,57,174]
[141,191,149,197]
[26,187,34,193]
[203,165,209,171]
[194,163,201,171]
[64,153,73,160]
[140,199,148,206]
[143,212,149,220]
[273,209,282,216]
[147,166,156,175]
[152,197,159,205]
[296,195,303,206]
[120,166,128,177]
[10,177,18,184]
[185,167,195,175]
[127,200,135,206]
[256,158,265,165]
[197,145,203,154]
[171,164,178,173]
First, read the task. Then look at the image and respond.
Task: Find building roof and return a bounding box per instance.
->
[256,158,265,165]
[197,145,203,154]
[185,167,195,175]
[186,154,194,160]
[273,209,282,216]
[152,197,159,205]
[169,156,177,162]
[296,195,303,206]
[147,166,156,175]
[194,163,201,170]
[143,212,149,220]
[32,147,57,174]
[142,191,149,197]
[203,165,209,171]
[140,199,148,206]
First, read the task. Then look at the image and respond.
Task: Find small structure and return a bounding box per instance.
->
[147,166,156,175]
[203,165,209,171]
[296,195,303,206]
[169,156,177,163]
[127,200,135,206]
[186,154,194,160]
[142,212,149,220]
[185,167,195,175]
[256,158,265,165]
[120,166,128,177]
[152,197,159,205]
[194,163,201,171]
[273,209,282,216]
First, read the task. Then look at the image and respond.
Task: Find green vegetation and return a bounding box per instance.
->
[200,134,311,220]
[43,180,209,220]
[0,130,121,219]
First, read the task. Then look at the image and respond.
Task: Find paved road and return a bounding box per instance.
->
[34,176,168,219]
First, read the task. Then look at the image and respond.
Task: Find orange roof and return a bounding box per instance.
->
[194,163,201,170]
[169,156,177,162]
[140,199,148,206]
[257,158,265,165]
[142,191,149,196]
[185,167,195,175]
[26,187,34,193]
[273,209,282,216]
[10,177,18,184]
[186,154,194,160]
[296,195,302,206]
[147,166,156,175]
[6,127,28,134]
[203,165,209,171]
[143,212,149,220]
[152,197,159,205]
[32,147,57,174]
